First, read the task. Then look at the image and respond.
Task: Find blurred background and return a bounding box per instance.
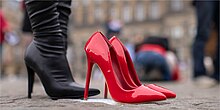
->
[0,0,218,84]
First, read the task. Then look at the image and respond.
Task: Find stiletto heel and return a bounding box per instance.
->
[109,36,176,98]
[84,56,94,100]
[84,32,166,103]
[26,64,34,98]
[104,82,108,99]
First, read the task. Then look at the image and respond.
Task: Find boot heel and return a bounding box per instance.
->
[84,55,94,100]
[26,64,35,98]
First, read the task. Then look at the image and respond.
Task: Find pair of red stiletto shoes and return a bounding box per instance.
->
[84,32,176,103]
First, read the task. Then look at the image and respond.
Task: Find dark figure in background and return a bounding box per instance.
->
[135,36,172,81]
[24,0,99,99]
[105,18,122,39]
[192,1,219,86]
[21,1,32,34]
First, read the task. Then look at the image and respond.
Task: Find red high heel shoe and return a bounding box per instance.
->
[84,32,166,103]
[109,36,176,98]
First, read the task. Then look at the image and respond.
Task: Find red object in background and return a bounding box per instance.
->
[20,0,25,10]
[109,36,176,98]
[84,32,166,103]
[0,10,8,44]
[138,44,166,56]
[172,65,180,81]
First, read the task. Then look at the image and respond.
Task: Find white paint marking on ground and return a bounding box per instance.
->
[74,99,118,105]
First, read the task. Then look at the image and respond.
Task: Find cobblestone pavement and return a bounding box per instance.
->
[0,76,220,110]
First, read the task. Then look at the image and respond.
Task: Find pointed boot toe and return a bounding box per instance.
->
[88,88,100,97]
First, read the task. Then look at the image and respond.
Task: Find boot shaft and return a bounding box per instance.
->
[58,0,71,37]
[57,0,72,51]
[25,0,66,54]
[25,0,61,37]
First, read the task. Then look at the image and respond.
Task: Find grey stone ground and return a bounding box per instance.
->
[0,76,220,110]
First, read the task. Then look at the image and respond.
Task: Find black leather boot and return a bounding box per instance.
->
[57,0,71,51]
[24,0,100,100]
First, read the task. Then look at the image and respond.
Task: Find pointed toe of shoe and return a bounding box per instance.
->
[146,84,176,98]
[125,85,166,103]
[88,88,100,96]
[167,92,176,98]
[68,82,100,98]
[143,86,167,101]
[155,91,167,101]
[164,90,176,98]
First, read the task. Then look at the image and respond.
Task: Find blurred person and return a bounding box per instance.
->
[105,18,122,39]
[21,0,32,35]
[0,9,9,59]
[24,0,99,99]
[21,0,33,44]
[0,9,8,76]
[135,36,180,81]
[1,8,20,78]
[1,3,21,79]
[192,1,219,87]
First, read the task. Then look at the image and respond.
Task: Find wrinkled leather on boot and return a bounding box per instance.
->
[57,0,71,51]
